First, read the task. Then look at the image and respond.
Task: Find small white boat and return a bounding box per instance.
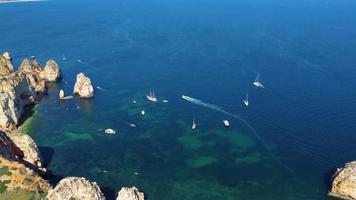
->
[133,100,136,104]
[192,119,197,131]
[253,73,264,88]
[62,54,67,61]
[141,110,145,115]
[105,128,116,134]
[129,123,136,128]
[163,99,168,103]
[223,120,230,127]
[243,92,249,107]
[146,91,157,102]
[133,172,140,175]
[96,86,103,90]
[30,55,35,59]
[77,59,83,64]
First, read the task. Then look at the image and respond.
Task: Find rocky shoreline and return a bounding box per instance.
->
[0,52,144,200]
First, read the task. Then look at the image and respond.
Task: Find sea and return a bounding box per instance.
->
[1,0,356,199]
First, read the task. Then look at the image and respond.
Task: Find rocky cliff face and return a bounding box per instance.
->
[39,60,62,82]
[116,187,145,200]
[0,52,62,130]
[0,52,14,76]
[330,161,356,199]
[46,177,105,200]
[0,131,51,195]
[0,156,51,193]
[73,72,94,98]
[9,134,43,169]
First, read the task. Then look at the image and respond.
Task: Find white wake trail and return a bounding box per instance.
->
[181,95,297,176]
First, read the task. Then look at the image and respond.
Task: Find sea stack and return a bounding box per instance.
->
[39,60,62,81]
[329,161,356,199]
[73,72,94,98]
[116,186,145,200]
[59,89,65,99]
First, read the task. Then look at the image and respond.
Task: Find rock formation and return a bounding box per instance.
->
[46,177,105,200]
[330,161,356,199]
[0,156,51,193]
[0,52,62,129]
[73,72,94,98]
[0,52,14,76]
[59,89,64,99]
[9,134,43,169]
[39,60,62,82]
[59,89,73,100]
[116,187,145,200]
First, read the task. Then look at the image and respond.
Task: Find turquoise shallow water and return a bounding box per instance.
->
[2,0,356,199]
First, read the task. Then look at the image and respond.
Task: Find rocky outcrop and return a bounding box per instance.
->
[39,60,62,82]
[0,52,62,129]
[59,89,73,100]
[116,187,145,200]
[0,52,14,76]
[46,177,105,200]
[9,134,43,169]
[0,156,51,193]
[0,72,38,129]
[330,161,356,199]
[73,72,94,98]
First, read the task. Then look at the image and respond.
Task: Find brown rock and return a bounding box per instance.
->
[330,161,356,199]
[116,187,145,200]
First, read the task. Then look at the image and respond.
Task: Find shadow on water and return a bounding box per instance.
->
[38,146,55,166]
[17,103,35,128]
[323,168,337,192]
[102,187,116,200]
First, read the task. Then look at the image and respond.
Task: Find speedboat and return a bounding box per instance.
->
[105,128,116,134]
[253,73,264,88]
[223,120,230,127]
[141,110,145,115]
[163,99,168,103]
[243,92,249,107]
[146,91,157,102]
[192,119,197,131]
[129,123,136,128]
[62,54,67,61]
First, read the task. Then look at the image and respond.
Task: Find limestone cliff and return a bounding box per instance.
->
[330,161,356,199]
[0,52,62,129]
[46,177,105,200]
[73,72,94,98]
[0,52,14,76]
[0,156,51,193]
[116,187,145,200]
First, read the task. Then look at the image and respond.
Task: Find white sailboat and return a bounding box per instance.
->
[192,119,197,131]
[146,91,157,102]
[243,92,249,107]
[223,120,230,127]
[253,73,264,88]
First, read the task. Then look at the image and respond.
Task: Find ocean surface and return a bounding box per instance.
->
[1,0,356,199]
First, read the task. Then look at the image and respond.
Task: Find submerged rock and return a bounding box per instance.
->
[0,51,14,76]
[73,72,94,98]
[46,177,105,200]
[39,60,62,82]
[116,187,145,200]
[330,161,356,199]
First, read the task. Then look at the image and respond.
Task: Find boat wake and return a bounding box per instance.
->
[181,95,296,175]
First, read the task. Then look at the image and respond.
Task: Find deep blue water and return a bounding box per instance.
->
[1,0,356,199]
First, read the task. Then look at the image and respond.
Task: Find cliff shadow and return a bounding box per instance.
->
[38,146,55,166]
[17,103,36,128]
[102,187,116,200]
[323,167,336,191]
